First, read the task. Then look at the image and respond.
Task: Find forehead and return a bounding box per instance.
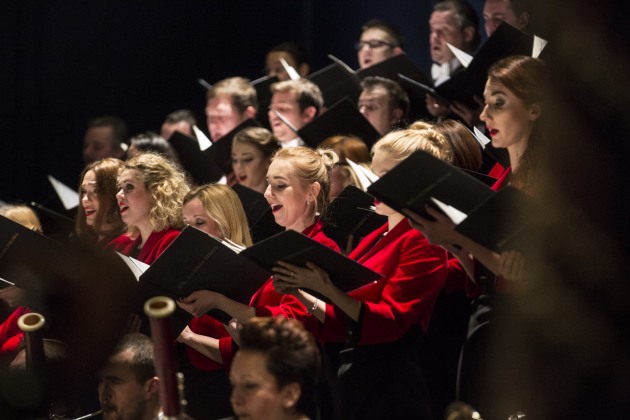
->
[360,86,390,101]
[267,159,295,178]
[360,27,391,41]
[232,141,261,155]
[99,350,136,378]
[82,169,97,184]
[207,95,238,114]
[429,10,458,28]
[484,80,510,96]
[267,51,297,67]
[85,126,114,142]
[183,197,204,214]
[484,0,511,14]
[231,350,273,379]
[119,169,140,182]
[271,90,299,105]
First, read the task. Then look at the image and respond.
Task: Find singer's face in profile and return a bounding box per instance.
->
[81,169,100,226]
[232,141,270,194]
[268,91,309,143]
[116,169,153,231]
[264,159,314,233]
[183,197,223,239]
[98,350,156,420]
[230,349,300,420]
[480,80,539,151]
[370,150,400,217]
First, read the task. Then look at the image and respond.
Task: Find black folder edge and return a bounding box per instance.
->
[138,226,271,328]
[366,150,495,221]
[240,229,382,298]
[297,97,381,149]
[454,186,533,253]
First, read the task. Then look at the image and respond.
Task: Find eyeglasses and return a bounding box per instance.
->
[354,39,396,51]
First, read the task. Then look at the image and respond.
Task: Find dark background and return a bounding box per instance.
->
[0,0,484,208]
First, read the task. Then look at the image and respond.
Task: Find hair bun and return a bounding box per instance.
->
[316,148,339,169]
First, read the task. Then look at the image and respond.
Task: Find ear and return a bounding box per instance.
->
[144,376,160,400]
[529,103,542,122]
[244,105,257,120]
[392,47,404,56]
[298,63,310,78]
[518,13,531,30]
[301,106,317,123]
[308,181,321,202]
[391,108,404,124]
[280,382,302,410]
[463,26,475,46]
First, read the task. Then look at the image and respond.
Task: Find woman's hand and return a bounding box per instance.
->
[177,325,195,344]
[272,261,332,296]
[177,290,222,317]
[498,250,526,282]
[404,206,462,253]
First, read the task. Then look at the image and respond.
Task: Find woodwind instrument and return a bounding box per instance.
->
[144,296,188,419]
[17,312,46,372]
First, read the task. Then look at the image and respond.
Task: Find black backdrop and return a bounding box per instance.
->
[0,0,483,207]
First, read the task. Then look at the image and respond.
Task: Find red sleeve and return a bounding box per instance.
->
[218,336,238,373]
[355,237,447,344]
[252,279,308,320]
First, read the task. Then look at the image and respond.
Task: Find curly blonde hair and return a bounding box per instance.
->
[183,184,253,248]
[121,153,189,236]
[271,147,338,221]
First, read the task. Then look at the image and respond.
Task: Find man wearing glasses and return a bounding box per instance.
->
[355,19,405,69]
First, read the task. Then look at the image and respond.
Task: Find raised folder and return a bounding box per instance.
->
[399,23,534,109]
[453,186,533,253]
[297,98,381,149]
[323,185,387,252]
[240,229,381,296]
[367,150,495,221]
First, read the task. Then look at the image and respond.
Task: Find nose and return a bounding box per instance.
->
[116,189,124,200]
[358,105,367,115]
[479,104,489,123]
[263,184,272,200]
[230,386,244,408]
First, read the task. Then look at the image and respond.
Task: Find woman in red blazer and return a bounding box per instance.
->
[406,56,546,415]
[106,152,189,264]
[177,147,340,370]
[273,131,451,419]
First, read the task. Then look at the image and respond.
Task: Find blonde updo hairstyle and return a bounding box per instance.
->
[271,146,338,221]
[0,204,43,234]
[371,128,453,163]
[121,152,189,236]
[183,184,253,248]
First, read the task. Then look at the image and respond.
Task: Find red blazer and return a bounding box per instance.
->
[107,228,180,264]
[0,306,30,367]
[314,218,448,345]
[218,220,339,369]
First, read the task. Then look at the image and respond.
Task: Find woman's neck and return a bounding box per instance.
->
[507,137,529,173]
[136,222,154,249]
[286,215,316,234]
[387,213,405,232]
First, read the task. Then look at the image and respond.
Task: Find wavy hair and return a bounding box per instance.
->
[121,153,189,236]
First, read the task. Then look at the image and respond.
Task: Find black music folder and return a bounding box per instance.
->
[297,98,381,149]
[139,226,271,328]
[206,118,262,176]
[307,61,361,108]
[323,185,387,251]
[240,229,381,295]
[454,186,533,253]
[252,75,278,129]
[168,130,224,184]
[367,150,495,221]
[400,23,533,109]
[232,184,283,243]
[140,226,270,303]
